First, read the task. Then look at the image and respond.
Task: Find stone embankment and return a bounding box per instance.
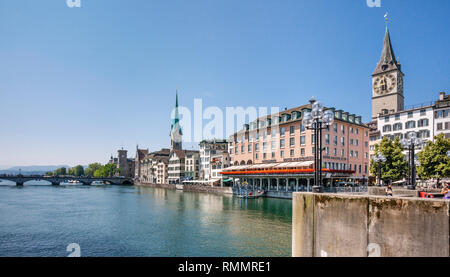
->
[135,182,232,195]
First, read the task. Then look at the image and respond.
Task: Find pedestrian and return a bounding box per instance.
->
[385,185,393,197]
[441,184,450,199]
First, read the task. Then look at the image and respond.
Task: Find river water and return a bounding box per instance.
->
[0,182,292,257]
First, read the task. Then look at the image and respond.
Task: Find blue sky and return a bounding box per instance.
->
[0,0,449,167]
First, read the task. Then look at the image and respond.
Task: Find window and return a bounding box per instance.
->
[300,136,306,145]
[263,142,267,151]
[393,123,402,131]
[341,137,345,146]
[350,139,354,145]
[333,123,338,132]
[248,144,252,152]
[385,116,389,122]
[341,125,345,134]
[263,153,267,159]
[355,151,359,158]
[420,109,426,116]
[248,133,252,142]
[241,145,244,153]
[280,139,285,148]
[290,137,295,147]
[280,150,284,158]
[405,121,416,129]
[355,128,359,135]
[255,143,259,152]
[333,136,338,145]
[333,148,337,156]
[255,153,259,160]
[301,148,305,156]
[290,126,295,135]
[325,134,330,144]
[271,152,275,158]
[408,111,413,118]
[271,129,276,137]
[395,114,400,120]
[290,149,294,157]
[350,127,354,134]
[437,123,443,130]
[341,149,345,157]
[350,150,354,157]
[300,124,306,133]
[311,134,315,145]
[356,139,359,146]
[417,119,429,127]
[271,141,276,150]
[383,125,392,132]
[280,127,285,137]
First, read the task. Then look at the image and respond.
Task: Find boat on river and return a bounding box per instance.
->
[237,190,265,199]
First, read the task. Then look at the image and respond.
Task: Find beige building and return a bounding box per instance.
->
[137,149,170,184]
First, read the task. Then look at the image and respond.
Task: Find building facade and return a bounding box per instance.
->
[109,149,135,178]
[199,139,229,181]
[225,99,370,190]
[137,149,170,184]
[185,151,200,180]
[434,92,450,139]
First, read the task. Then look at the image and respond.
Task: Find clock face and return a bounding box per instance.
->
[373,74,397,95]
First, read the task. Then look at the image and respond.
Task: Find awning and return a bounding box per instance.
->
[222,178,234,182]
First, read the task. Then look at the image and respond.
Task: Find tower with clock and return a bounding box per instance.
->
[371,26,404,119]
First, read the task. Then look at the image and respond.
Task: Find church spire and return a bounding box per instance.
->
[373,25,401,76]
[170,89,182,150]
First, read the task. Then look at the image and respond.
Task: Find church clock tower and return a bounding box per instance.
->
[372,26,404,119]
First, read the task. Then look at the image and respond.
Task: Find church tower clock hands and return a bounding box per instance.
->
[371,21,405,120]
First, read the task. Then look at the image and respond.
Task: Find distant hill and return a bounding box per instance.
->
[0,165,71,176]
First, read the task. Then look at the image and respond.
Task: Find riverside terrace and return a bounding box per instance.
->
[221,161,366,199]
[0,175,134,186]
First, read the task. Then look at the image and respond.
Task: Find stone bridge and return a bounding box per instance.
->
[0,175,134,186]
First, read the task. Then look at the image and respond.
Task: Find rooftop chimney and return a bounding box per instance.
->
[440,91,445,101]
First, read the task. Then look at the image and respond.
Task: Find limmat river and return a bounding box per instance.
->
[0,182,292,257]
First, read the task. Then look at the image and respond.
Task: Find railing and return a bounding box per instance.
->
[232,185,367,195]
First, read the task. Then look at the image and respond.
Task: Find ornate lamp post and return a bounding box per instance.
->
[401,132,422,190]
[302,99,334,191]
[373,153,387,186]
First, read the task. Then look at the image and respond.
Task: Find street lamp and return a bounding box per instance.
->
[401,132,422,190]
[373,153,387,186]
[302,99,335,191]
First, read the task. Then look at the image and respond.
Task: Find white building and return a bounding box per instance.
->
[377,105,434,150]
[209,152,231,185]
[199,139,228,181]
[434,92,450,139]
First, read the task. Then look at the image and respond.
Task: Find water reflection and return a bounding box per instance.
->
[0,185,291,257]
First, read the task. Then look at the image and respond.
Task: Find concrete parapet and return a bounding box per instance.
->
[292,192,450,257]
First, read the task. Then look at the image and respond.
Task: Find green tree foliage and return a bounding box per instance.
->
[93,164,119,177]
[85,163,102,177]
[45,171,53,176]
[370,137,408,182]
[72,165,85,176]
[53,167,67,176]
[417,134,450,182]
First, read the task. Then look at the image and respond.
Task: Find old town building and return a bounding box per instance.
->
[109,148,135,178]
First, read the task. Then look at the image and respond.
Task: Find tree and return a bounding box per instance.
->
[94,164,119,177]
[53,167,67,176]
[72,165,85,176]
[417,133,450,184]
[85,163,102,177]
[45,171,53,176]
[370,137,408,183]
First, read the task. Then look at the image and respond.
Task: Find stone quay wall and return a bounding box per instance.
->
[292,192,450,257]
[135,182,177,190]
[135,182,232,195]
[182,185,233,195]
